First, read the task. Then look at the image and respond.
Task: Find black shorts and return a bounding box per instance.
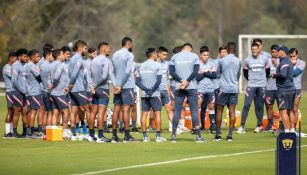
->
[141,97,162,112]
[265,90,278,105]
[11,91,27,108]
[113,88,134,106]
[295,89,302,99]
[216,92,238,106]
[51,95,70,110]
[86,91,93,104]
[70,91,88,106]
[92,88,109,106]
[6,92,13,108]
[160,90,171,105]
[42,91,53,111]
[28,95,44,110]
[277,91,296,110]
[199,92,215,104]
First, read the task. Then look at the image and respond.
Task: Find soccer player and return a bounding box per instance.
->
[88,42,116,143]
[111,37,136,142]
[136,48,166,142]
[38,43,54,67]
[227,42,237,56]
[25,49,45,137]
[39,48,54,130]
[130,61,139,132]
[237,42,270,134]
[273,45,296,133]
[196,46,217,133]
[289,48,305,132]
[215,47,241,141]
[68,40,90,140]
[50,49,71,137]
[11,48,29,138]
[252,39,271,61]
[2,51,17,138]
[264,45,279,132]
[169,43,204,142]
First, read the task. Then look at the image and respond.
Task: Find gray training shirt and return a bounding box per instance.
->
[217,54,241,93]
[84,58,93,92]
[293,59,306,90]
[266,58,279,91]
[2,64,13,92]
[243,54,269,88]
[39,60,52,92]
[25,62,41,96]
[197,59,216,93]
[11,60,27,94]
[136,59,162,97]
[112,48,135,89]
[169,51,200,90]
[51,62,69,96]
[158,60,169,91]
[68,53,85,92]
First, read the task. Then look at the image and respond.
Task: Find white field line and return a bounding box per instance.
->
[72,145,307,175]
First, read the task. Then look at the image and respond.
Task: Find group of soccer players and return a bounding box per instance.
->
[2,37,305,143]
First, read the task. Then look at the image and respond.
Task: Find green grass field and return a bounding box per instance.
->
[0,94,306,175]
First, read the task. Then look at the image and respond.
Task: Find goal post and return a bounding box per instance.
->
[238,34,307,93]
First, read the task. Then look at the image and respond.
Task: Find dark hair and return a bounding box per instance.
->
[8,51,17,58]
[88,47,97,54]
[172,46,183,54]
[158,46,168,53]
[61,46,71,53]
[251,42,260,47]
[219,46,228,52]
[122,37,132,46]
[73,40,87,52]
[28,49,40,58]
[227,42,236,48]
[252,39,262,44]
[200,45,209,53]
[43,43,53,51]
[43,48,53,58]
[52,49,63,59]
[16,48,28,57]
[271,44,278,50]
[98,42,109,50]
[289,48,298,55]
[183,43,193,49]
[146,48,156,58]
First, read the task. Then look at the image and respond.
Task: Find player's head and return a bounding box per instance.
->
[218,46,228,58]
[199,45,210,62]
[227,42,236,54]
[43,43,54,53]
[276,45,288,58]
[289,48,299,65]
[172,45,183,54]
[28,49,40,64]
[88,47,97,59]
[73,40,88,55]
[43,48,53,62]
[251,42,260,57]
[182,43,193,52]
[8,51,17,64]
[252,38,263,51]
[16,48,28,63]
[146,48,157,60]
[61,46,71,61]
[98,42,111,57]
[52,49,65,62]
[157,46,168,61]
[122,37,133,52]
[270,44,278,58]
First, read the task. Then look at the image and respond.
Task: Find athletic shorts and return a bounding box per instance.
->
[70,91,88,106]
[169,86,175,101]
[51,95,70,110]
[295,89,302,99]
[160,90,171,105]
[86,91,93,104]
[199,92,215,104]
[92,88,109,106]
[265,90,278,105]
[42,91,53,111]
[6,92,13,108]
[277,91,296,110]
[133,91,138,104]
[216,91,238,106]
[113,88,134,106]
[141,97,162,112]
[11,91,28,108]
[28,94,44,110]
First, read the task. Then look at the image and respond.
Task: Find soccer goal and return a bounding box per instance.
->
[238,34,307,93]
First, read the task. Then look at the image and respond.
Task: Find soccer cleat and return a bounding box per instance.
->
[123,135,138,143]
[254,126,263,133]
[3,133,13,138]
[87,135,97,142]
[178,125,191,132]
[155,136,167,142]
[75,127,81,134]
[176,128,184,134]
[82,126,88,135]
[131,127,140,133]
[237,126,246,134]
[170,134,176,143]
[195,136,205,143]
[143,136,151,142]
[96,136,111,143]
[209,129,216,134]
[111,136,119,143]
[263,126,273,132]
[36,132,43,138]
[13,132,23,139]
[226,136,233,142]
[71,135,78,141]
[213,135,222,142]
